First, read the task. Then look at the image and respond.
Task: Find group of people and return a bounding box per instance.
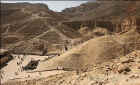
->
[15,55,26,74]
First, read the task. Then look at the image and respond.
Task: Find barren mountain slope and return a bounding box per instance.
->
[62,1,140,21]
[2,1,140,54]
[37,29,140,72]
[61,1,140,35]
[1,3,81,54]
[1,1,140,85]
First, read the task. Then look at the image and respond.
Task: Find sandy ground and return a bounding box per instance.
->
[2,50,140,85]
[0,54,65,84]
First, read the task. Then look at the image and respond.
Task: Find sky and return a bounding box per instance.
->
[1,1,88,12]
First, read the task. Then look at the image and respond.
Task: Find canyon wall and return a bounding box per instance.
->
[63,16,138,34]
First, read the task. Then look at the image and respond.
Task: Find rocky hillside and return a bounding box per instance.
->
[61,1,140,33]
[2,50,140,85]
[62,2,100,18]
[37,29,140,72]
[1,1,140,85]
[1,1,140,54]
[1,3,81,54]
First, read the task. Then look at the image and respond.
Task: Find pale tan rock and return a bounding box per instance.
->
[117,64,131,74]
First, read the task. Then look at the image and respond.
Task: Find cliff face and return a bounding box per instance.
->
[120,16,136,32]
[61,1,140,33]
